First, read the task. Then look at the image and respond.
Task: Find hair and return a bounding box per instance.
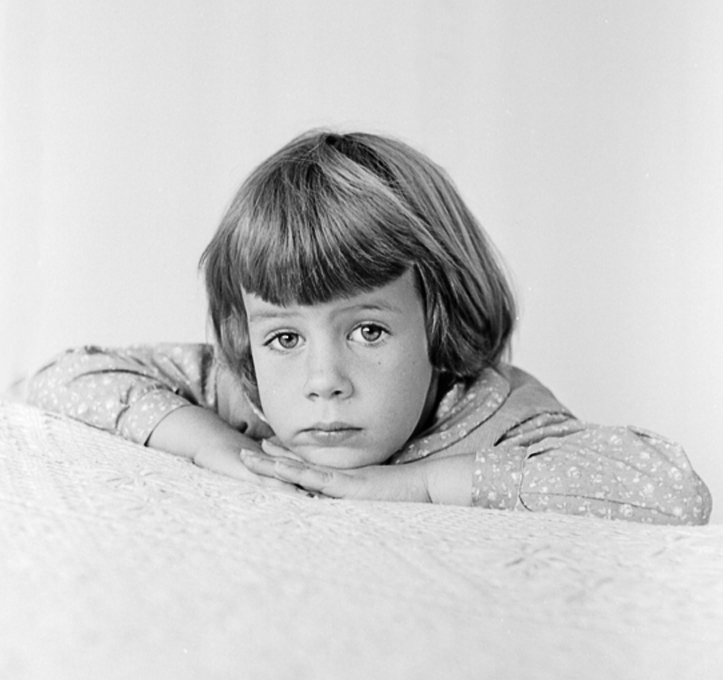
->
[200,129,516,406]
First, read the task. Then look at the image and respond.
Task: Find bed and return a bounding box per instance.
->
[1,401,721,680]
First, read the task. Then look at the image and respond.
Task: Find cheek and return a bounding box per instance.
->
[251,359,290,420]
[402,338,433,389]
[378,353,433,424]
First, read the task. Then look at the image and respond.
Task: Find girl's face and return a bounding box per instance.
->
[243,270,436,468]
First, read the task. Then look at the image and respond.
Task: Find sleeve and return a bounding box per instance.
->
[471,413,712,525]
[24,344,216,445]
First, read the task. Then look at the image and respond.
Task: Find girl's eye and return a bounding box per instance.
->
[351,324,387,344]
[268,332,300,350]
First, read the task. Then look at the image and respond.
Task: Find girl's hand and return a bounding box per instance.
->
[241,443,428,501]
[240,440,475,505]
[192,443,304,495]
[149,405,303,495]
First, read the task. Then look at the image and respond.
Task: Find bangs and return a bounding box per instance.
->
[231,150,419,305]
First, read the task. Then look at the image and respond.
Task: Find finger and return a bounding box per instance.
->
[235,450,310,495]
[239,448,282,477]
[261,439,304,461]
[240,450,329,498]
[264,458,342,497]
[258,476,309,496]
[242,450,340,495]
[240,449,314,485]
[213,456,298,494]
[197,453,264,484]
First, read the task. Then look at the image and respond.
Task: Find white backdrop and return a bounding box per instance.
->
[2,0,722,521]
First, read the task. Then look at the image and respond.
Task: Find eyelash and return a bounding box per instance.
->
[350,323,388,344]
[265,332,301,351]
[264,324,389,352]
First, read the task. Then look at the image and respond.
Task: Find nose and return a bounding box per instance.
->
[303,345,353,401]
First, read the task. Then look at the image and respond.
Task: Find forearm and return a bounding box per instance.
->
[149,404,261,460]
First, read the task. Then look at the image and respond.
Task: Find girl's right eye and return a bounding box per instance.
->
[266,332,301,351]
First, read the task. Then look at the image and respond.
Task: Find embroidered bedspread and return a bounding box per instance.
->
[1,402,721,680]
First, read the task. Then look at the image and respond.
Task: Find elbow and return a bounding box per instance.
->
[671,472,712,525]
[643,470,712,525]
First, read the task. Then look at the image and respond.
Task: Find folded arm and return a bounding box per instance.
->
[25,344,213,443]
[242,415,711,524]
[24,344,297,490]
[472,415,711,524]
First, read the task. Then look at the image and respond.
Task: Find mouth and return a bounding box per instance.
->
[298,422,362,446]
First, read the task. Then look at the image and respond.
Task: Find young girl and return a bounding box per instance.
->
[25,130,711,524]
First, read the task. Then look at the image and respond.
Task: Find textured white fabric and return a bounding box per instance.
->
[1,402,721,680]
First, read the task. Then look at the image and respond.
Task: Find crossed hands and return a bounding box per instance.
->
[240,440,474,506]
[152,406,472,505]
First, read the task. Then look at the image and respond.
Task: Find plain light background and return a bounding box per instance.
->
[2,0,721,521]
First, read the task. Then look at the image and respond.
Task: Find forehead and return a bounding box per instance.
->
[243,270,423,323]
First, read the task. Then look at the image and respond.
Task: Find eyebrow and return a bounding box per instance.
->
[246,308,300,322]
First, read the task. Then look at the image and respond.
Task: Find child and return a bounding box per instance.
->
[26,130,711,524]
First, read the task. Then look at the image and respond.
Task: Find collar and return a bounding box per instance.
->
[388,367,511,464]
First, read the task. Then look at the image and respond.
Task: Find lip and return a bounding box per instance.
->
[297,422,362,446]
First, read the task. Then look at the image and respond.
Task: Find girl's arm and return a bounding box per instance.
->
[148,404,291,486]
[472,416,712,524]
[241,417,712,525]
[24,344,293,488]
[25,344,215,444]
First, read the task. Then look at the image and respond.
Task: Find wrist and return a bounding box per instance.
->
[424,453,475,506]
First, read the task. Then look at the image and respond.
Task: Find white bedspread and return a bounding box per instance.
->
[1,402,721,680]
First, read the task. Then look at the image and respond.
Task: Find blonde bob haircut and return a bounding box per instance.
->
[201,130,516,405]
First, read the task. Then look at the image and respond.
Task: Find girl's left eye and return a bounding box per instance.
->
[350,324,387,344]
